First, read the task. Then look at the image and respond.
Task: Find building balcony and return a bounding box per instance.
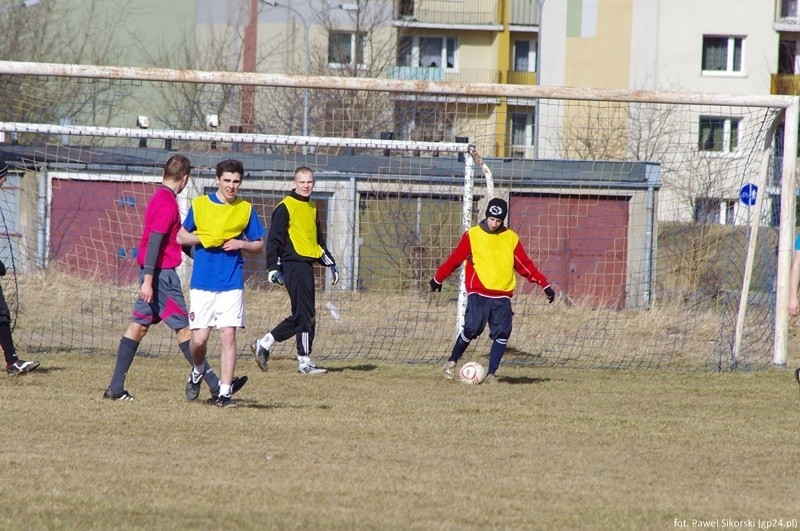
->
[394,0,500,27]
[771,73,800,94]
[389,66,500,84]
[509,0,540,27]
[507,71,537,85]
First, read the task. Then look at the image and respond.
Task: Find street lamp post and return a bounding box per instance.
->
[260,1,357,142]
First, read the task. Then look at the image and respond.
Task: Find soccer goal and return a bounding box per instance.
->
[0,60,796,371]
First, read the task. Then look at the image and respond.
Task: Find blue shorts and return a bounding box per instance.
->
[131,268,189,330]
[462,293,513,341]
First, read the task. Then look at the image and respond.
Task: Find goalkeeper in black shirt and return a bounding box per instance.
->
[251,166,338,375]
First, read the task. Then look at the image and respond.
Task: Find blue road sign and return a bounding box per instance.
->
[739,183,758,206]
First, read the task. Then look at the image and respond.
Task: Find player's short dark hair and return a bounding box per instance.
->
[217,159,245,178]
[163,154,191,182]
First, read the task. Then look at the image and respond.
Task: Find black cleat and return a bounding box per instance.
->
[7,359,39,375]
[211,375,248,400]
[103,388,135,401]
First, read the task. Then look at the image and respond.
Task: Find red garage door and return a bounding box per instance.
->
[511,193,629,309]
[50,179,157,285]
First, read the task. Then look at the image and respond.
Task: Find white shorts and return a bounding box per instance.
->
[188,289,246,330]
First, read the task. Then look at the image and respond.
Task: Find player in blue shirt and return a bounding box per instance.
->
[177,159,265,407]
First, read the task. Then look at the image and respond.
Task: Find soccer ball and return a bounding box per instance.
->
[458,361,487,385]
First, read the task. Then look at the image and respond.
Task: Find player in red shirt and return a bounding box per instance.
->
[430,198,555,383]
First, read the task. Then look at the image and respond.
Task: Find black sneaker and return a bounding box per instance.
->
[6,359,39,375]
[185,370,203,401]
[216,394,235,408]
[211,375,248,400]
[103,388,135,401]
[795,367,800,392]
[251,339,270,372]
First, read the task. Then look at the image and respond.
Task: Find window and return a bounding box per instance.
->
[779,40,800,74]
[508,110,534,158]
[698,116,739,153]
[694,198,735,224]
[782,0,798,19]
[397,36,457,69]
[398,0,415,19]
[702,36,743,73]
[328,32,366,67]
[513,39,536,72]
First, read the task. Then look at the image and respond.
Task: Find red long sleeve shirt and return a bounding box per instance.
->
[433,223,549,298]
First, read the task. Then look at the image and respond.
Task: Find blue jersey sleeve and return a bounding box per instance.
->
[183,206,197,233]
[244,208,266,241]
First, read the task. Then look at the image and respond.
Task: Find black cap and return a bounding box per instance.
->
[485,197,508,223]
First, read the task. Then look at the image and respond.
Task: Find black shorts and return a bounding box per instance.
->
[462,293,513,340]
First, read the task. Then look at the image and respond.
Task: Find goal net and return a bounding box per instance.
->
[0,61,796,371]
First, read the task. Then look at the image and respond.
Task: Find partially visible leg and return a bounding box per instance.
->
[191,327,211,369]
[285,262,325,374]
[219,326,237,389]
[444,294,489,379]
[448,332,472,363]
[486,298,513,376]
[177,327,219,392]
[161,270,220,393]
[0,296,17,366]
[269,268,303,344]
[107,322,148,395]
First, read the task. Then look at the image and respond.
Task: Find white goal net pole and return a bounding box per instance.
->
[455,152,475,338]
[774,101,800,368]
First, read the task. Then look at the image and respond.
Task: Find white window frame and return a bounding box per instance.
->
[701,35,744,76]
[328,31,367,69]
[698,116,740,154]
[397,35,457,70]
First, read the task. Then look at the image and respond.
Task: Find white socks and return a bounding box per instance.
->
[259,333,275,350]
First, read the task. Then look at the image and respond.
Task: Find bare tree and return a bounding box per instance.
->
[0,0,137,137]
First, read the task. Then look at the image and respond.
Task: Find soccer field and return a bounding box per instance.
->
[3,353,800,529]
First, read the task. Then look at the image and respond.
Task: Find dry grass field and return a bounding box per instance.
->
[3,352,799,530]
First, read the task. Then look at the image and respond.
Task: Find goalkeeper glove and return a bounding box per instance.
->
[330,264,339,286]
[268,269,286,286]
[430,278,442,292]
[544,285,555,304]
